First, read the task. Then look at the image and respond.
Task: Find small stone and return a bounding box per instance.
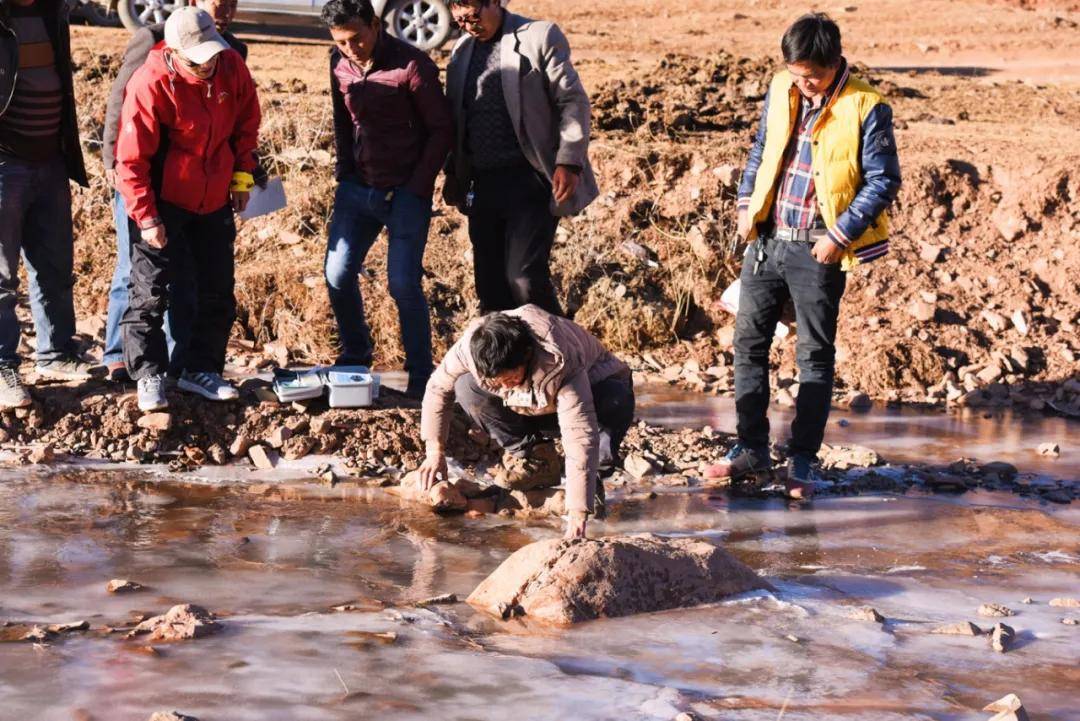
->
[775,387,795,407]
[229,435,253,457]
[248,445,276,470]
[136,413,172,432]
[129,604,221,642]
[982,692,1029,721]
[1062,617,1078,626]
[1037,442,1060,457]
[624,454,656,480]
[978,603,1014,618]
[415,593,458,607]
[977,365,1004,385]
[1020,597,1033,604]
[674,713,699,721]
[266,426,293,449]
[930,621,982,636]
[27,443,55,464]
[990,622,1015,653]
[107,579,144,594]
[148,712,200,721]
[919,242,943,263]
[310,416,331,435]
[846,392,872,411]
[981,310,1007,332]
[1049,597,1080,608]
[848,606,885,623]
[909,300,936,322]
[1011,310,1029,336]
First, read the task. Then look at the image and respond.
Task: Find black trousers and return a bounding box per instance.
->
[122,202,237,380]
[733,236,847,458]
[468,165,563,316]
[454,372,635,471]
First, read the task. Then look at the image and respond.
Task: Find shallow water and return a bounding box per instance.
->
[636,385,1079,479]
[1,467,1077,721]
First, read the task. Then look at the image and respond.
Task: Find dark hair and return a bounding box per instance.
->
[446,0,497,7]
[320,0,375,27]
[470,313,535,379]
[781,13,842,67]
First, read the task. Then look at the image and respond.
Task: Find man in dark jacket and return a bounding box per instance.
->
[710,14,901,498]
[0,0,95,409]
[323,0,453,399]
[444,0,598,316]
[99,0,246,383]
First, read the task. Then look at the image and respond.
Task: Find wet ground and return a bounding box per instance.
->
[1,460,1077,720]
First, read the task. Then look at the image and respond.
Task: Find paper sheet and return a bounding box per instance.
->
[238,177,287,220]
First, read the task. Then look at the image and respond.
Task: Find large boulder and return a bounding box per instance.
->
[467,534,772,625]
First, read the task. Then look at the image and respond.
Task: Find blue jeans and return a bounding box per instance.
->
[103,191,192,371]
[0,154,78,368]
[733,236,847,458]
[325,180,433,385]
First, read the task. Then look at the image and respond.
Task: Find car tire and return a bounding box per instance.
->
[118,0,183,31]
[384,0,453,51]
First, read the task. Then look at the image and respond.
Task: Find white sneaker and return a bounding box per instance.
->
[137,374,169,412]
[178,371,239,401]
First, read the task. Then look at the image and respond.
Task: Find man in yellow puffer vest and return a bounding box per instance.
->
[711,13,901,498]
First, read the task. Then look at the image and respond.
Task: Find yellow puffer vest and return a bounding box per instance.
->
[746,69,889,270]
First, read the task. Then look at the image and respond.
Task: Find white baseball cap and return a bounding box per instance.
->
[165,6,230,65]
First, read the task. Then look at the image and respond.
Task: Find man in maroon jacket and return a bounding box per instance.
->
[115,6,260,412]
[322,0,453,399]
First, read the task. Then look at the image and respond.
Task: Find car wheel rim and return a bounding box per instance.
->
[397,0,443,46]
[134,0,178,25]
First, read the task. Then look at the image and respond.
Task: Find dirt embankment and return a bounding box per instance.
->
[59,40,1079,421]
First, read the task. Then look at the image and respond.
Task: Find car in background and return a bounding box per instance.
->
[115,0,470,51]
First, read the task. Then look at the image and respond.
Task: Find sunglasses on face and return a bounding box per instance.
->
[451,5,484,27]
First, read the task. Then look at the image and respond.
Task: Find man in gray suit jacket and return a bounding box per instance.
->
[445,0,598,316]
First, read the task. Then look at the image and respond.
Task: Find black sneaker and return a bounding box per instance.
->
[36,355,105,381]
[785,455,821,500]
[704,442,772,481]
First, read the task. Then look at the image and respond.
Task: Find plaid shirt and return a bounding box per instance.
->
[771,98,826,230]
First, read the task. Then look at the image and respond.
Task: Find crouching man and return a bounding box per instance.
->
[418,306,634,537]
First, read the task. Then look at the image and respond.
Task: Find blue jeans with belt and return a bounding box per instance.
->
[324,179,433,389]
[733,235,847,459]
[0,154,78,367]
[103,191,192,372]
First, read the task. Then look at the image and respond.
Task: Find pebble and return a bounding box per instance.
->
[136,413,172,432]
[978,602,1014,618]
[848,606,885,623]
[1049,597,1079,608]
[990,622,1015,653]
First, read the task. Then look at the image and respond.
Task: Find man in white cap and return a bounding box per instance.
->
[114,6,261,412]
[100,0,248,384]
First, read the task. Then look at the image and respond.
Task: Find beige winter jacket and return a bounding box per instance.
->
[421,305,629,513]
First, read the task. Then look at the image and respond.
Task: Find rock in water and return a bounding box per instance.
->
[128,604,221,642]
[149,713,199,721]
[106,579,144,594]
[982,693,1030,721]
[990,622,1015,653]
[1049,597,1079,608]
[847,607,886,623]
[931,621,982,636]
[466,534,772,625]
[978,602,1015,618]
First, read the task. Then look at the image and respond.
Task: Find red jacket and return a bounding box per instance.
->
[116,43,260,227]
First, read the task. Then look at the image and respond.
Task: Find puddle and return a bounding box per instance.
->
[1,470,1077,720]
[636,385,1079,478]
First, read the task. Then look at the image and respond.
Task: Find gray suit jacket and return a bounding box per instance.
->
[446,11,598,217]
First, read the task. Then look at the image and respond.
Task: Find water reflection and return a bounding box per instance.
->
[0,472,1077,720]
[637,384,1079,477]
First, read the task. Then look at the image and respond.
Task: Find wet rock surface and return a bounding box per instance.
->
[128,604,221,643]
[467,534,772,625]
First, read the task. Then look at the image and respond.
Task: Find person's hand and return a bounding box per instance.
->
[811,236,845,265]
[564,510,589,539]
[231,190,250,213]
[552,165,580,205]
[418,450,448,491]
[141,224,166,249]
[105,168,117,188]
[736,206,752,241]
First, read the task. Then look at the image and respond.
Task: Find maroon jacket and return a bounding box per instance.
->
[330,33,452,198]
